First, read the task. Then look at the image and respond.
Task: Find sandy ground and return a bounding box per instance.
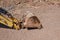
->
[0,4,60,40]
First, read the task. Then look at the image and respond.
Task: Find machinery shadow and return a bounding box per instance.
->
[0,23,13,29]
[0,8,8,15]
[0,7,13,17]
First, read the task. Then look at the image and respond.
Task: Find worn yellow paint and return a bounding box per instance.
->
[0,14,20,30]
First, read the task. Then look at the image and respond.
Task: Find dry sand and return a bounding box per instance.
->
[0,1,60,40]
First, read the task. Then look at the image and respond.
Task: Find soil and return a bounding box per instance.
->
[0,0,60,40]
